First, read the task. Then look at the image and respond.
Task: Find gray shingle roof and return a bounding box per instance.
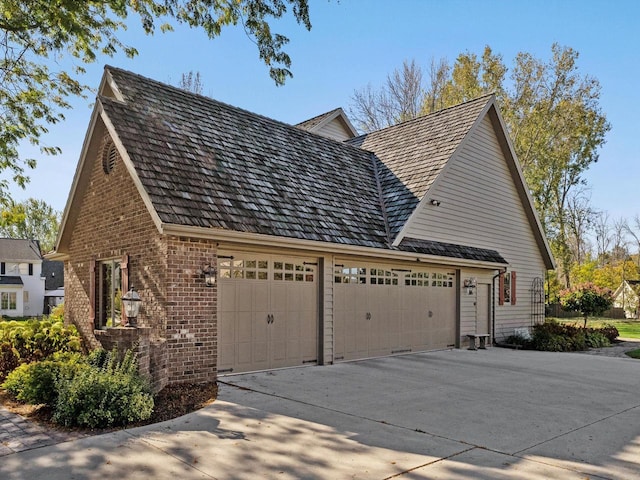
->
[295,108,342,131]
[99,67,505,265]
[103,68,388,248]
[0,276,23,286]
[0,238,42,261]
[349,95,493,237]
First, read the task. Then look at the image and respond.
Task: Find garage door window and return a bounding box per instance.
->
[334,266,367,284]
[219,259,269,280]
[370,268,399,285]
[274,261,315,282]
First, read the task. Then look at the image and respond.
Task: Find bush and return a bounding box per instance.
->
[597,324,619,342]
[0,317,82,379]
[515,320,614,352]
[2,352,87,405]
[53,350,154,428]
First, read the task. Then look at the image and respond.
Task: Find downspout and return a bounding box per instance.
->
[491,267,507,345]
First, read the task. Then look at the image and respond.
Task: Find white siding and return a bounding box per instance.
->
[322,254,334,364]
[314,119,353,142]
[402,115,546,339]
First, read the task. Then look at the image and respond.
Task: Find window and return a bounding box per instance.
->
[499,271,517,305]
[1,292,17,310]
[219,259,269,280]
[18,263,29,275]
[274,261,315,282]
[23,291,29,304]
[334,265,366,284]
[98,259,122,328]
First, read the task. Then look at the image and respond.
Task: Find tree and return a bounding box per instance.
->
[1,0,311,201]
[0,198,61,253]
[349,60,424,132]
[350,44,610,287]
[559,282,613,328]
[178,71,204,95]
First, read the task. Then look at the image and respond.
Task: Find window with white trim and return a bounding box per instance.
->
[98,259,122,328]
[1,292,17,310]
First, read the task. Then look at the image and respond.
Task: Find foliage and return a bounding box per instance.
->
[559,282,613,327]
[2,352,86,405]
[53,349,154,428]
[597,323,620,343]
[0,198,61,253]
[505,319,614,352]
[0,317,82,378]
[1,1,311,202]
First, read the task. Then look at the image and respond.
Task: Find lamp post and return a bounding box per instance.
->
[122,287,142,327]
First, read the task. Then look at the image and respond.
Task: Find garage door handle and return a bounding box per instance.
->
[267,314,274,324]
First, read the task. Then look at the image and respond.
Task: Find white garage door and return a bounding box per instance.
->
[218,253,318,374]
[334,263,456,362]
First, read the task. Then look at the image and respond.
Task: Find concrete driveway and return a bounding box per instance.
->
[1,348,639,479]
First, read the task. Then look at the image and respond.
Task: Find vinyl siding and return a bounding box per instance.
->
[315,119,353,142]
[402,115,546,339]
[323,254,334,363]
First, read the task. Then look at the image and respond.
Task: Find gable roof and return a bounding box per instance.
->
[0,238,42,262]
[349,95,493,238]
[296,107,359,140]
[54,66,561,268]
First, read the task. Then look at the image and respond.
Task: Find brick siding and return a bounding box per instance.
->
[64,129,217,388]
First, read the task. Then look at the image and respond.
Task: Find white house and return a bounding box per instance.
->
[0,238,45,317]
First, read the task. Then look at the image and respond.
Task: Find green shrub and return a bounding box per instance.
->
[53,350,154,428]
[2,352,86,405]
[597,324,619,342]
[584,331,610,348]
[0,317,82,378]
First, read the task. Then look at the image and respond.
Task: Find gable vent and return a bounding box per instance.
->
[102,141,118,174]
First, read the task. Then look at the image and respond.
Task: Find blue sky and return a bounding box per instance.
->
[12,0,640,223]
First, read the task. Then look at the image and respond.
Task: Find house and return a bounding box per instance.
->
[613,279,640,319]
[42,260,65,314]
[0,238,45,317]
[50,66,554,391]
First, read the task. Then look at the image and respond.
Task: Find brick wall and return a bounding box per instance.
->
[165,236,217,383]
[63,129,217,388]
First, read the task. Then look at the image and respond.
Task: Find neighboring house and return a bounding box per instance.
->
[613,280,640,319]
[42,259,65,314]
[50,66,554,391]
[0,238,45,317]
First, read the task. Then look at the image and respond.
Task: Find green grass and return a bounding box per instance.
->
[550,317,640,340]
[625,348,640,359]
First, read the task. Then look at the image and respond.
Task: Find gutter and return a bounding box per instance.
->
[161,223,508,270]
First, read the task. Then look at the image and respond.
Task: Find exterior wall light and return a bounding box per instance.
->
[430,199,441,206]
[122,287,142,326]
[202,265,217,287]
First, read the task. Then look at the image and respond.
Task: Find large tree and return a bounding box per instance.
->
[350,44,610,286]
[0,198,61,253]
[1,0,311,201]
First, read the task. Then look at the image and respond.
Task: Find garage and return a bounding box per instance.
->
[217,252,319,374]
[334,262,457,361]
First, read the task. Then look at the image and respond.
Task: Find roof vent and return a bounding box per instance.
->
[102,141,117,174]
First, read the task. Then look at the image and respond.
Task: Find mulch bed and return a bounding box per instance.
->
[0,382,218,433]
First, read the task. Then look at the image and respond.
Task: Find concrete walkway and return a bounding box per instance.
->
[0,347,639,479]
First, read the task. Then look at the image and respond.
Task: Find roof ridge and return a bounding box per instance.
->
[351,93,494,141]
[104,66,367,154]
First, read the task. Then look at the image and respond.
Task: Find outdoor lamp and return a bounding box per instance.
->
[202,264,217,287]
[122,287,142,326]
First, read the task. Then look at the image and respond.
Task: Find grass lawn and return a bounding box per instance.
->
[550,317,640,340]
[626,349,640,359]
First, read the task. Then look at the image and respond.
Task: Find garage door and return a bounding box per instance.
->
[218,253,318,374]
[334,263,456,361]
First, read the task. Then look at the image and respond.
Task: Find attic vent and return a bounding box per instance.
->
[102,142,117,174]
